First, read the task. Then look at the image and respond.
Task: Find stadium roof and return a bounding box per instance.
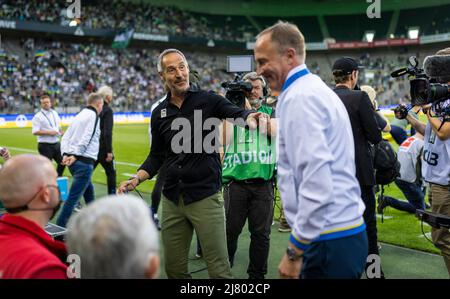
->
[129,0,450,16]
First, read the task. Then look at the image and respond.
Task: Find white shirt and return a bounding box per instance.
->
[422,123,450,186]
[397,136,424,183]
[31,109,62,144]
[61,107,100,161]
[277,64,365,249]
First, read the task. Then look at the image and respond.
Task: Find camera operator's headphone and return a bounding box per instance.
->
[243,72,269,97]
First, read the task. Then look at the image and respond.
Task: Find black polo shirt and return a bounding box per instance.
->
[139,86,252,205]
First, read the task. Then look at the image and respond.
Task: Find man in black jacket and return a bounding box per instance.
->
[117,49,268,278]
[332,57,383,277]
[95,85,116,195]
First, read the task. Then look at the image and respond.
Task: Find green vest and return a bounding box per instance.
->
[222,105,276,184]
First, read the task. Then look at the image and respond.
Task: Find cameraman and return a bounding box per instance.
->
[221,72,276,279]
[402,48,450,274]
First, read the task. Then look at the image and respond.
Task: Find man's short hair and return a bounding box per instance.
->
[333,71,352,84]
[256,21,306,59]
[157,49,188,73]
[66,195,159,278]
[40,94,51,101]
[97,86,113,100]
[242,72,267,87]
[87,93,103,105]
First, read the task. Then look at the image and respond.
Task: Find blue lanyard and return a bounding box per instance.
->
[40,109,57,129]
[281,68,310,94]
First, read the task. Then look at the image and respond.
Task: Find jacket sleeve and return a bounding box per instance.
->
[138,113,165,179]
[283,93,334,250]
[102,108,114,153]
[210,93,252,121]
[359,93,382,145]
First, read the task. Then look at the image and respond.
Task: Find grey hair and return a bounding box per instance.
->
[256,21,306,61]
[242,72,267,87]
[66,195,159,279]
[97,85,113,100]
[87,92,103,105]
[157,48,188,73]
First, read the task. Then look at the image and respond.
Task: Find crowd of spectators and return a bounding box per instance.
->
[0,39,230,113]
[0,36,442,114]
[0,0,250,42]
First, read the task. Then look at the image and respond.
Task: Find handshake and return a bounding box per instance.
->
[246,112,272,135]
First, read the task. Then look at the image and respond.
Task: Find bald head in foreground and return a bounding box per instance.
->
[0,154,67,279]
[0,154,62,226]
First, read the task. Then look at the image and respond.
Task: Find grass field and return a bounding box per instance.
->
[0,117,440,254]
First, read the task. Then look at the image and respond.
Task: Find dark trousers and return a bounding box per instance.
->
[361,185,378,255]
[38,142,65,177]
[301,231,368,279]
[94,151,116,195]
[224,180,274,279]
[384,179,425,214]
[151,163,167,213]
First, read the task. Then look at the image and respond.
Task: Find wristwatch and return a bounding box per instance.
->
[286,247,303,261]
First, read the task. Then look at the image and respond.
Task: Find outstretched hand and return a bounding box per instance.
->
[246,112,271,131]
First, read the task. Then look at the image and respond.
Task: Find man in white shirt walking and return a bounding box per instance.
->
[254,21,367,279]
[56,93,103,228]
[32,95,65,176]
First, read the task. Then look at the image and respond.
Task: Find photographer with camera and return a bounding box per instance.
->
[396,48,450,274]
[221,72,276,279]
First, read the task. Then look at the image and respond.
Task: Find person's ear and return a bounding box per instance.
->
[145,255,160,279]
[159,72,165,83]
[40,186,52,205]
[285,48,296,65]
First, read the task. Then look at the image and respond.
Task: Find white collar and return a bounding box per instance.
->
[41,108,52,114]
[285,64,308,82]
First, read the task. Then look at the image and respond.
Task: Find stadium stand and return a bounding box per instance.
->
[0,38,231,113]
[254,16,323,42]
[325,12,393,41]
[395,4,450,37]
[0,0,449,114]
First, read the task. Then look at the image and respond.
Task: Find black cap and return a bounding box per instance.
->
[332,57,363,75]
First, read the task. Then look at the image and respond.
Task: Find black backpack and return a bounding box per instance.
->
[372,139,401,185]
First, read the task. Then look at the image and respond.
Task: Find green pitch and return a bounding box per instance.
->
[0,122,438,254]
